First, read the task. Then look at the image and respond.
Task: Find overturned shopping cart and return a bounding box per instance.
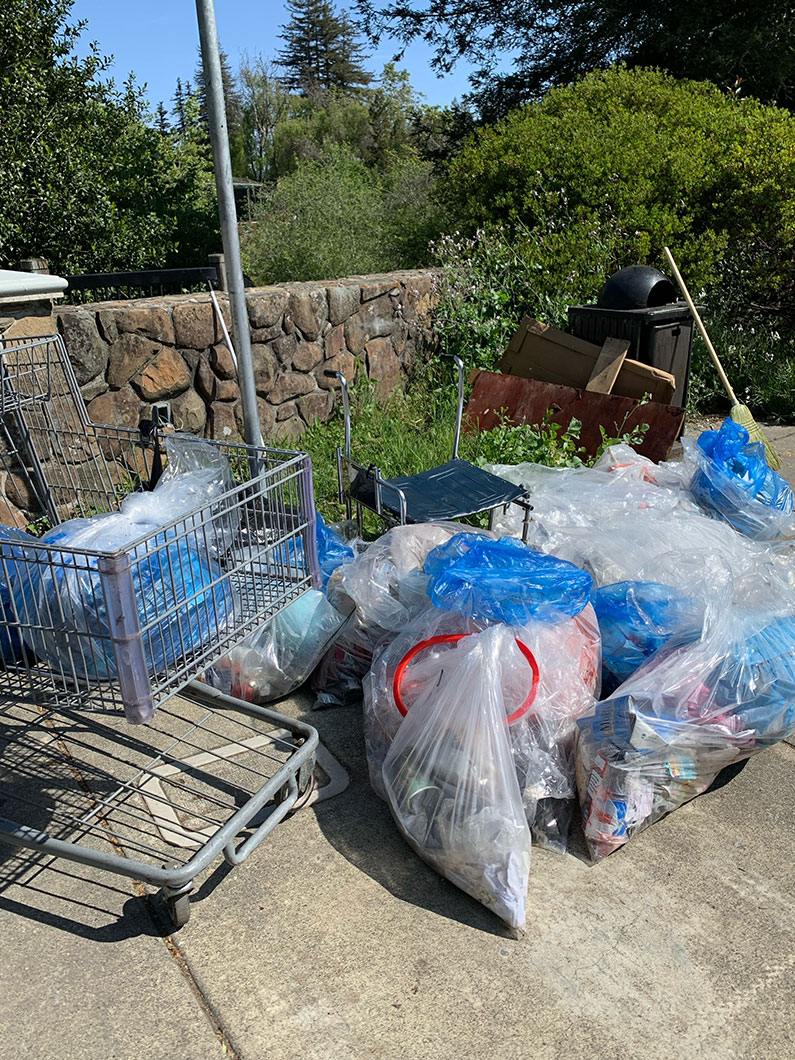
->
[0,334,321,928]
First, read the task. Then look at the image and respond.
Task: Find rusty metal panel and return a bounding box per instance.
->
[463,371,685,463]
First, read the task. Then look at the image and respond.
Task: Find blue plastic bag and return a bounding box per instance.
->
[689,418,793,539]
[13,514,233,682]
[316,511,355,587]
[592,581,704,691]
[276,511,354,589]
[0,525,38,661]
[424,533,594,625]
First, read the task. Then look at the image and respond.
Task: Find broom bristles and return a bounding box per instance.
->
[730,403,782,470]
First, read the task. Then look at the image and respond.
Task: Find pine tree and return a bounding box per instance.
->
[155,101,170,134]
[194,46,248,174]
[194,46,242,128]
[277,0,371,96]
[172,77,186,133]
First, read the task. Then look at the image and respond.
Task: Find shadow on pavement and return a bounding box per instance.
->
[295,697,515,938]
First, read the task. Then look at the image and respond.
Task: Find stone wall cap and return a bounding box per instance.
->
[0,269,67,300]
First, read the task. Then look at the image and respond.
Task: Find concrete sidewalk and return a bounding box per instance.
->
[1,689,794,1060]
[2,421,795,1060]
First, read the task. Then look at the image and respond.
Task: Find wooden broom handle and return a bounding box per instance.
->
[663,246,738,404]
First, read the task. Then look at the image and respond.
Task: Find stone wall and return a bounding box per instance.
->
[52,270,437,443]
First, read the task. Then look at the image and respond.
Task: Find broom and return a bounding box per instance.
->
[663,246,781,469]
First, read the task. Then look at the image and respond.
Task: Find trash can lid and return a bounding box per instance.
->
[598,266,677,310]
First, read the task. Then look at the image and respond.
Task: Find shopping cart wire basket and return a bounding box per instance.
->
[0,334,322,927]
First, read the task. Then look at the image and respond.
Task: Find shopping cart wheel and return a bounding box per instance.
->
[158,884,193,930]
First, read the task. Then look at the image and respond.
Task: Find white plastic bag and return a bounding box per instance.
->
[122,433,239,558]
[313,523,496,707]
[382,625,532,929]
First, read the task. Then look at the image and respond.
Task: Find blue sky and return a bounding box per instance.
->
[70,1,479,114]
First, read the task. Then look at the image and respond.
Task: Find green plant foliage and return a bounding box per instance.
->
[429,224,590,371]
[686,315,795,421]
[241,143,442,282]
[0,0,218,273]
[444,67,795,309]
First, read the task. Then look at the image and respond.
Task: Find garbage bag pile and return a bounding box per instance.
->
[478,417,795,868]
[312,529,601,928]
[309,417,795,928]
[363,537,600,858]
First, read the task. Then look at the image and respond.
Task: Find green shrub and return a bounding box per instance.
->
[444,66,795,316]
[241,144,442,282]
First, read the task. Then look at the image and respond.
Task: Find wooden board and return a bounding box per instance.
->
[498,315,676,404]
[586,338,629,393]
[464,371,685,463]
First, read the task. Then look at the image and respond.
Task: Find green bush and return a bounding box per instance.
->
[444,66,795,316]
[430,67,795,412]
[241,143,442,283]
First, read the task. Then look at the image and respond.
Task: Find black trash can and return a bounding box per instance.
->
[568,265,699,408]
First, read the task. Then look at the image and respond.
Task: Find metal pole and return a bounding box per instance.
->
[195,0,263,448]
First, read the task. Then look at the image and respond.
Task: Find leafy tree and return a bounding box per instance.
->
[241,143,442,282]
[237,55,293,181]
[409,101,476,169]
[277,0,372,96]
[355,0,795,117]
[265,63,428,176]
[0,0,218,273]
[442,67,795,317]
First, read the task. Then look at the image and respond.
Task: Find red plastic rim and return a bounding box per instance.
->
[392,632,540,724]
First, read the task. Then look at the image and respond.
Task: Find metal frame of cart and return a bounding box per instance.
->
[0,334,321,927]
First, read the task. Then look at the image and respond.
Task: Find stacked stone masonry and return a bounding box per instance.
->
[53,270,437,445]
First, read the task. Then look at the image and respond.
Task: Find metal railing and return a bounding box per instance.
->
[64,265,221,305]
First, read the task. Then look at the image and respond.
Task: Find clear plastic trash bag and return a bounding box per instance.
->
[364,601,600,852]
[576,600,795,861]
[12,510,234,685]
[382,625,532,929]
[205,589,346,702]
[486,452,770,604]
[122,433,240,558]
[313,523,495,707]
[484,453,699,546]
[592,580,705,693]
[688,418,794,540]
[0,525,38,662]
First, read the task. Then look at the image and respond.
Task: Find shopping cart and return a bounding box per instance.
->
[0,334,321,927]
